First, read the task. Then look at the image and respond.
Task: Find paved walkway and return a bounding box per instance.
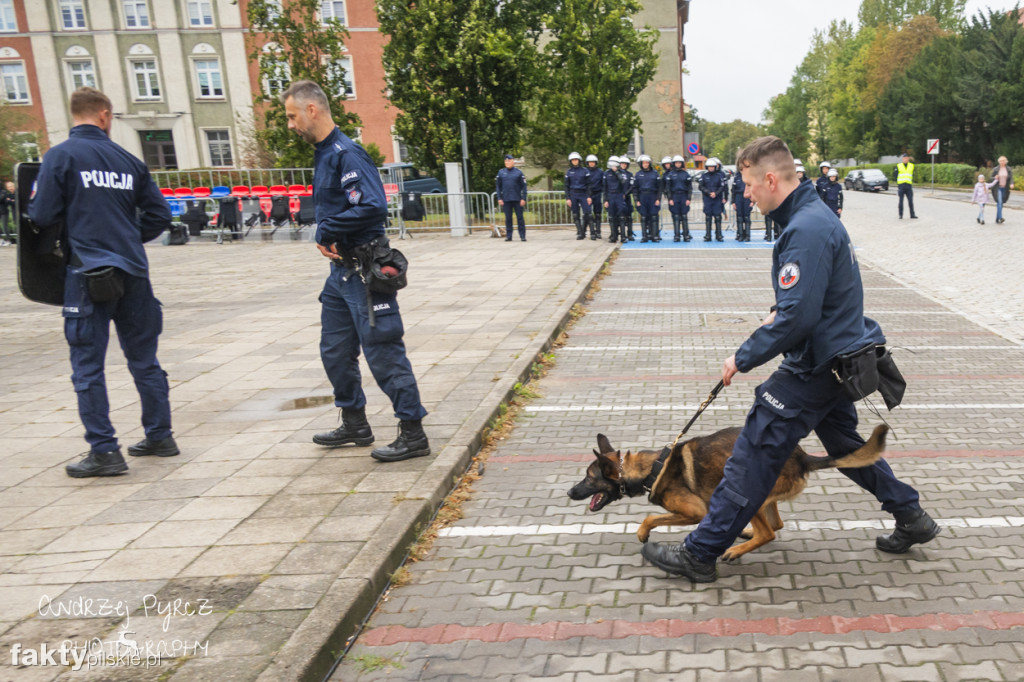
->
[335,189,1024,680]
[0,230,614,681]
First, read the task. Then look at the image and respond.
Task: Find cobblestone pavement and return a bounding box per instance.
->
[336,190,1024,681]
[0,231,613,681]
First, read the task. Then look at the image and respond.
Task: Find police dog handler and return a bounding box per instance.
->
[642,136,939,583]
[284,80,430,463]
[29,87,179,478]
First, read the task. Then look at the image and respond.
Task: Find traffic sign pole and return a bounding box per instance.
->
[927,138,940,191]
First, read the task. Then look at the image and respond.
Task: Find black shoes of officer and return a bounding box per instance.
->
[66,449,129,478]
[910,214,919,219]
[641,542,718,583]
[876,509,940,553]
[313,407,374,447]
[371,419,431,462]
[127,436,180,458]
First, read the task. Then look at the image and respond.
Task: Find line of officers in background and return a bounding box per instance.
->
[563,152,844,244]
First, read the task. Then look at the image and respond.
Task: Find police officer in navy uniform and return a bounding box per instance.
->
[659,156,673,234]
[564,151,592,240]
[731,167,753,242]
[815,161,831,199]
[642,136,938,583]
[699,157,728,241]
[284,81,429,463]
[29,87,178,478]
[603,156,627,243]
[664,155,692,242]
[618,156,636,241]
[496,154,528,241]
[822,168,843,217]
[585,154,603,240]
[633,154,661,242]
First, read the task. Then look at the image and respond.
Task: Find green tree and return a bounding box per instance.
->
[247,0,361,168]
[523,0,658,186]
[702,120,765,164]
[377,0,540,192]
[858,0,966,31]
[763,78,810,162]
[0,103,38,181]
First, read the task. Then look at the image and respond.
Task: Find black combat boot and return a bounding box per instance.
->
[682,216,692,241]
[313,406,374,447]
[704,217,712,241]
[876,509,940,553]
[591,215,601,240]
[608,217,618,243]
[128,436,180,458]
[672,216,681,242]
[641,542,717,583]
[575,215,585,240]
[653,216,662,241]
[715,216,724,241]
[66,449,129,478]
[371,419,431,462]
[640,215,650,243]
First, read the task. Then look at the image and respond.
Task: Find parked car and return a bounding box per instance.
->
[379,163,446,194]
[844,168,889,192]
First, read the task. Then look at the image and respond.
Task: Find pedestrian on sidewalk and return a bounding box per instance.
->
[894,152,918,219]
[496,155,528,241]
[284,80,430,463]
[990,156,1014,224]
[1,180,15,245]
[28,87,179,478]
[642,136,939,584]
[972,173,997,225]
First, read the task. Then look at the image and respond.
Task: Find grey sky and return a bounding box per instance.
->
[682,0,1016,124]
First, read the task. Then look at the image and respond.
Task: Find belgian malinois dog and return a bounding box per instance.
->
[567,425,889,561]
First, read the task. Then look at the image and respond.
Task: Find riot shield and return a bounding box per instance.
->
[16,162,67,306]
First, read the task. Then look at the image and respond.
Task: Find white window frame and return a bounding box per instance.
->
[330,55,355,99]
[1,62,30,104]
[58,0,87,30]
[185,0,213,27]
[261,55,290,98]
[122,0,150,29]
[66,59,97,92]
[193,57,224,99]
[203,128,234,167]
[0,0,17,32]
[129,58,162,101]
[320,1,346,26]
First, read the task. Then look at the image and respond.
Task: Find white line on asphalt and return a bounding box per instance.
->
[557,345,1023,351]
[586,310,961,315]
[439,517,1024,538]
[524,403,1024,413]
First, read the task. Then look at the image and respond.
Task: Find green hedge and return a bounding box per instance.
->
[839,163,990,187]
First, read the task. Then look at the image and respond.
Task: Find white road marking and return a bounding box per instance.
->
[524,403,1024,413]
[439,517,1024,538]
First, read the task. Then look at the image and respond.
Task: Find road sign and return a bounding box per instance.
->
[927,139,940,155]
[687,142,700,155]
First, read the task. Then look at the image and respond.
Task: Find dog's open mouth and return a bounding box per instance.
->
[589,493,605,511]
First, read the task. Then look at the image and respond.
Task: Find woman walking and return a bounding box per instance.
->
[990,156,1014,224]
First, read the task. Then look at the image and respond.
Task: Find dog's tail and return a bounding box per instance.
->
[800,424,889,472]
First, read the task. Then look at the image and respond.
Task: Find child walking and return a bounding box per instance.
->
[972,174,996,224]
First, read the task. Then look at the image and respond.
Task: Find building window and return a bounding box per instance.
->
[321,1,345,26]
[1,63,29,103]
[59,0,87,29]
[194,59,223,98]
[131,60,161,100]
[67,60,96,90]
[205,129,233,167]
[0,0,17,32]
[329,56,354,99]
[123,0,150,28]
[263,58,290,98]
[186,0,213,27]
[266,0,282,20]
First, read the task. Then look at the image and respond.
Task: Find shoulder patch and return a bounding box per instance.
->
[779,262,800,289]
[341,171,358,185]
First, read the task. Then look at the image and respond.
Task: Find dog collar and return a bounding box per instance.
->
[620,446,671,497]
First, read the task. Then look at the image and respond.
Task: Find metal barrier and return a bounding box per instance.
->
[152,168,314,190]
[388,192,495,237]
[490,190,574,229]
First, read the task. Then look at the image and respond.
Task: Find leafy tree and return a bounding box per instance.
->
[763,79,810,162]
[858,0,966,31]
[702,119,765,164]
[0,103,38,181]
[523,0,658,186]
[865,15,948,104]
[247,0,361,168]
[377,0,540,192]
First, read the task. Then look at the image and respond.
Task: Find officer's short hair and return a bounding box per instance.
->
[736,136,796,181]
[282,80,330,111]
[70,87,112,118]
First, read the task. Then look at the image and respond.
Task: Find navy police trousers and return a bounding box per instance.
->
[320,264,427,421]
[64,270,171,453]
[685,368,921,564]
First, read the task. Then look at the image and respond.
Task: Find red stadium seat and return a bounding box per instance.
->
[288,184,306,196]
[193,187,211,198]
[173,187,193,198]
[160,188,174,197]
[231,185,250,196]
[269,185,288,196]
[250,185,270,196]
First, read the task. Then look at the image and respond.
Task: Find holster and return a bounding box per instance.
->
[832,343,906,410]
[83,266,125,303]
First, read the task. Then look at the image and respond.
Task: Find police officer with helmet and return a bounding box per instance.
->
[565,151,593,240]
[699,157,728,241]
[664,155,692,242]
[816,161,831,199]
[285,80,430,463]
[642,135,939,583]
[731,166,753,242]
[633,154,662,242]
[618,155,636,241]
[659,156,673,234]
[29,87,178,478]
[822,168,843,217]
[585,154,603,239]
[603,156,628,243]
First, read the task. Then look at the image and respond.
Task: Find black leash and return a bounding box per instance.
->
[672,380,725,449]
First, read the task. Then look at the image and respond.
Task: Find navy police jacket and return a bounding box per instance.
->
[663,168,691,196]
[633,167,661,194]
[731,174,752,213]
[564,165,590,197]
[698,169,728,208]
[620,169,634,198]
[815,175,830,199]
[495,166,527,202]
[822,181,843,210]
[603,168,626,199]
[29,125,170,278]
[586,165,603,196]
[313,127,387,249]
[734,181,884,376]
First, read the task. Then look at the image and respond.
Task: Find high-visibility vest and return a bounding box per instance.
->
[896,163,914,184]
